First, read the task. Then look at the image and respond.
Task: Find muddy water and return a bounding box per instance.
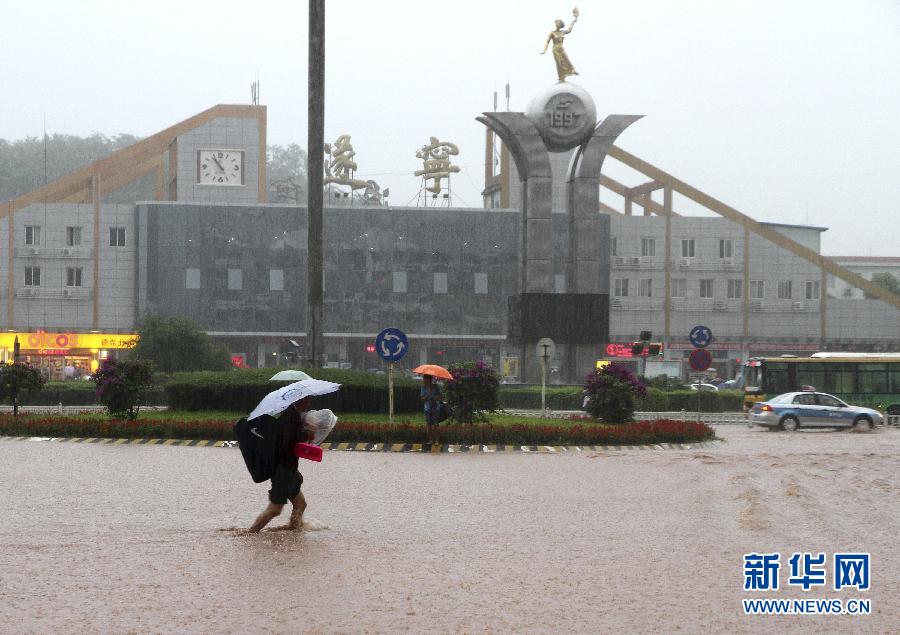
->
[1,427,898,633]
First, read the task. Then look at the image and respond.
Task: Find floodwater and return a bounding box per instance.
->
[1,427,898,634]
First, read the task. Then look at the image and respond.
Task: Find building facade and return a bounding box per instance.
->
[1,103,897,381]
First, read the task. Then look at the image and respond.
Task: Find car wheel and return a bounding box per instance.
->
[781,416,800,432]
[853,416,873,431]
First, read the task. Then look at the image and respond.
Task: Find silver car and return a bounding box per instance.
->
[749,391,884,431]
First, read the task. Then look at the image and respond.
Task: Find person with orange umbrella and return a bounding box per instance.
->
[413,364,452,444]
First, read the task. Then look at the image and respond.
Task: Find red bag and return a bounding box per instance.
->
[295,442,323,462]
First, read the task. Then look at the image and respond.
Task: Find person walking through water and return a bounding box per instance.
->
[420,373,442,445]
[247,397,313,533]
[541,8,579,82]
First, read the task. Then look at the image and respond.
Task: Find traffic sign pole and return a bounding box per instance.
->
[388,362,394,424]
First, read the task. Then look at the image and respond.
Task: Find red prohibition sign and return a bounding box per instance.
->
[689,348,712,372]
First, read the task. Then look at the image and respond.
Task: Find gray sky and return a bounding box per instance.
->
[3,0,898,255]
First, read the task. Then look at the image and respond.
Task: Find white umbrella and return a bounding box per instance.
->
[247,378,341,422]
[269,369,313,382]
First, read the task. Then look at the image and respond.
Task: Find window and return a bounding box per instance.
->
[699,279,714,298]
[554,274,566,293]
[109,227,126,247]
[611,237,617,256]
[25,266,41,286]
[671,278,686,298]
[433,272,448,294]
[269,269,284,291]
[750,280,764,299]
[719,239,733,259]
[778,280,793,299]
[393,271,407,293]
[727,279,742,299]
[25,225,41,246]
[66,267,83,287]
[66,226,82,247]
[805,280,820,300]
[227,268,242,291]
[614,278,629,297]
[858,363,888,394]
[474,272,488,294]
[640,238,656,257]
[842,287,853,298]
[681,239,695,258]
[638,278,652,297]
[186,268,200,289]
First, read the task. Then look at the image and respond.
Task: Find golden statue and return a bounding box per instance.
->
[541,7,579,82]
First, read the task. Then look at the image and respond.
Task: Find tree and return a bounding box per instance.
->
[92,358,155,420]
[0,363,46,416]
[864,272,900,299]
[132,314,232,373]
[267,143,308,204]
[0,133,148,203]
[583,363,648,423]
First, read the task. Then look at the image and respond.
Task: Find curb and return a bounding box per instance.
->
[0,435,722,453]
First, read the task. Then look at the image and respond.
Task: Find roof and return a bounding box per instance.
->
[759,221,828,232]
[825,256,900,263]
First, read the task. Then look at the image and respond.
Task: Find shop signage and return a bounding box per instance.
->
[605,342,666,358]
[0,332,138,350]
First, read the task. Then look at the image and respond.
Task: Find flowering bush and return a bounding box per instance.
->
[91,358,155,420]
[0,363,46,415]
[583,363,647,423]
[445,361,500,423]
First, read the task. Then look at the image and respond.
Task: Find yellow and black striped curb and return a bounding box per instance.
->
[0,436,721,453]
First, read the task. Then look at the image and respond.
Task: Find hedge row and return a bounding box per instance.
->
[0,414,715,446]
[15,372,744,414]
[164,367,423,413]
[499,386,744,412]
[18,382,166,407]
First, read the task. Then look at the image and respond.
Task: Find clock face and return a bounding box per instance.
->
[198,149,243,185]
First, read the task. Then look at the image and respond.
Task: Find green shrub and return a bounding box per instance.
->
[92,359,155,420]
[498,386,583,410]
[17,381,167,406]
[636,387,669,412]
[583,363,647,423]
[0,363,46,414]
[164,367,422,413]
[445,361,500,423]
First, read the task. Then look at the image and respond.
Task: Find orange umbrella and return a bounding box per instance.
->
[412,364,453,380]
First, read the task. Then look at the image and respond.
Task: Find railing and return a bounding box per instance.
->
[508,409,900,427]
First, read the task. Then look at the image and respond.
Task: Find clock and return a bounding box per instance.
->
[198,149,244,185]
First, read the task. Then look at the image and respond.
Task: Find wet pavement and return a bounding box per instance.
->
[2,426,898,633]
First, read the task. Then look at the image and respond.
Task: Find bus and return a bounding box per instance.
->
[742,354,900,414]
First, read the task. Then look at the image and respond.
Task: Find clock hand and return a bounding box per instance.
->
[212,156,225,171]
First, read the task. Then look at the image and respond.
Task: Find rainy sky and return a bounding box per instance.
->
[3,0,898,255]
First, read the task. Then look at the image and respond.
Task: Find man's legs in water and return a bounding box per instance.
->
[271,490,307,531]
[247,502,284,533]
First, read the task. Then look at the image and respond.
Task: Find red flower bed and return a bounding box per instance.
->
[0,414,715,446]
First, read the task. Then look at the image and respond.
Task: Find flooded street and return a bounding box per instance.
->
[2,426,898,633]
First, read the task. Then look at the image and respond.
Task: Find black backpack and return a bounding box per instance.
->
[234,415,279,483]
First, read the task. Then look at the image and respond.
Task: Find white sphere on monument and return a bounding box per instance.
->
[525,82,598,152]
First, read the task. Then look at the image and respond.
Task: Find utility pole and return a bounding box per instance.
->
[307,0,325,368]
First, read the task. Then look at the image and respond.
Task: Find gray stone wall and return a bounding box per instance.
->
[137,203,557,337]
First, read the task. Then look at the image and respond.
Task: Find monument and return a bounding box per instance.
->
[477,8,642,383]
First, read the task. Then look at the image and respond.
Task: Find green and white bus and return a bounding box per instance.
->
[742,353,900,414]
